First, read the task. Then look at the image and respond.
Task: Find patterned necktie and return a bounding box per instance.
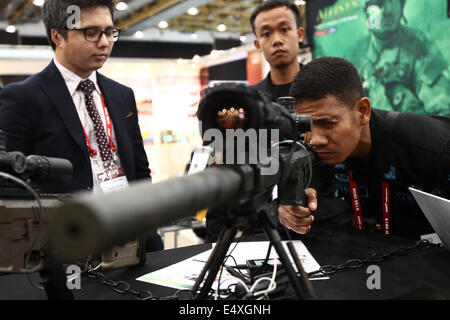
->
[78,79,113,165]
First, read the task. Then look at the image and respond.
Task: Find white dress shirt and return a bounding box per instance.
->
[54,58,124,193]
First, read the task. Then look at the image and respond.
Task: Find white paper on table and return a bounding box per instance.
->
[137,240,328,291]
[212,241,324,274]
[136,249,237,291]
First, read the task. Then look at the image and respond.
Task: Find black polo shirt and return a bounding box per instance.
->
[334,109,450,238]
[250,74,293,102]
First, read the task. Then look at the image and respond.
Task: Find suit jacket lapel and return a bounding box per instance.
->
[39,61,89,159]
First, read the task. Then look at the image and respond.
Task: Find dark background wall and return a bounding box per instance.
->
[0,30,19,45]
[208,58,247,81]
[0,35,248,86]
[18,36,214,59]
[9,36,243,60]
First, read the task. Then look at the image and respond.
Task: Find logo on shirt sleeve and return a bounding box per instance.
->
[384,165,397,181]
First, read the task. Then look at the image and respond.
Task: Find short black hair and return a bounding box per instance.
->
[250,0,301,35]
[42,0,114,50]
[290,57,366,107]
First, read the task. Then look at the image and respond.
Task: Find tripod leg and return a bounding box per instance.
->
[260,212,306,300]
[191,227,226,294]
[286,242,316,299]
[194,226,238,300]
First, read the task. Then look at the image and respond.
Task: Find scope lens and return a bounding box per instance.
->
[11,152,27,174]
[217,107,248,130]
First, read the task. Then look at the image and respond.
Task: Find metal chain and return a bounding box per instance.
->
[84,267,156,300]
[73,239,443,298]
[307,239,444,277]
[79,262,196,300]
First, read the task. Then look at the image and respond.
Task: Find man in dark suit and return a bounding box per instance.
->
[0,63,150,194]
[0,0,162,251]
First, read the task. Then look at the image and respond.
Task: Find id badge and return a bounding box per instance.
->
[99,175,129,193]
[188,146,214,175]
[97,167,129,193]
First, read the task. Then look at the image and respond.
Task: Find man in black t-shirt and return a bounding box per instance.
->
[288,57,450,239]
[249,0,304,101]
[249,1,351,236]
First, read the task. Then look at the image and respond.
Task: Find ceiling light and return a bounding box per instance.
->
[33,0,44,6]
[134,31,144,38]
[6,25,16,33]
[116,2,128,11]
[190,33,198,39]
[217,24,227,32]
[187,7,199,16]
[294,0,306,5]
[240,35,247,42]
[158,20,169,29]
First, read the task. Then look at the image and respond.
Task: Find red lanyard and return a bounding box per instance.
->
[82,125,97,157]
[347,171,391,235]
[381,182,391,235]
[82,91,117,158]
[348,170,365,231]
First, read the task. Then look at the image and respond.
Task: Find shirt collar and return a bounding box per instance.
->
[345,109,395,179]
[53,58,100,96]
[267,63,303,88]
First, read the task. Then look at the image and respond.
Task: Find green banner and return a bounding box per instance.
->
[311,0,449,116]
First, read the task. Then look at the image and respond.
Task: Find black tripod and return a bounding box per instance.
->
[192,194,316,300]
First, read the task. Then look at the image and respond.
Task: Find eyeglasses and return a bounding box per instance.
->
[68,26,121,42]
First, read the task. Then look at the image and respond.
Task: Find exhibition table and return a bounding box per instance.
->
[1,226,449,300]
